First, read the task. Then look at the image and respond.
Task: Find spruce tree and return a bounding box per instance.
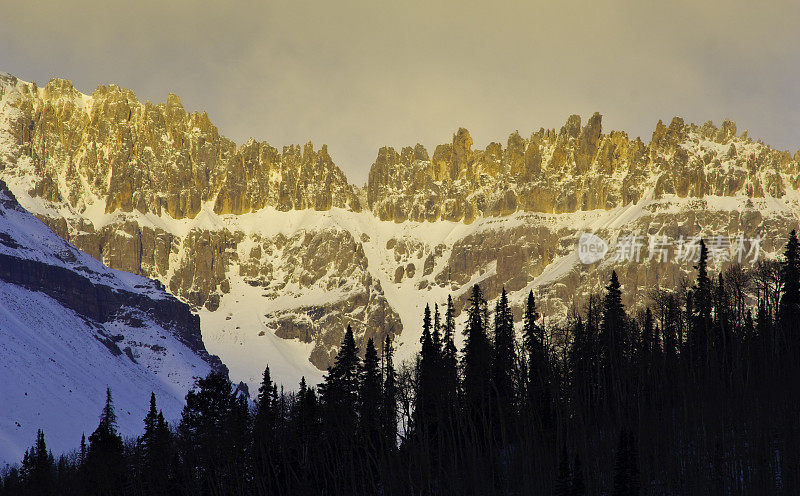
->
[86,388,125,494]
[253,365,276,463]
[178,371,243,493]
[492,287,516,438]
[79,433,86,466]
[320,325,361,442]
[433,303,442,355]
[381,336,397,450]
[253,366,278,494]
[142,392,159,458]
[522,290,541,354]
[462,285,492,435]
[141,392,172,491]
[601,271,626,406]
[523,289,551,423]
[417,304,438,442]
[296,377,320,446]
[690,240,712,369]
[228,387,252,491]
[442,295,459,404]
[778,230,800,354]
[21,429,55,495]
[359,338,382,450]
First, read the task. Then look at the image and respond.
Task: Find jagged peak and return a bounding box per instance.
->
[560,114,582,138]
[43,77,76,93]
[1,75,359,219]
[166,92,183,109]
[453,127,472,144]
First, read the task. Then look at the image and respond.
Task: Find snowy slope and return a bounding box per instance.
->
[0,182,219,465]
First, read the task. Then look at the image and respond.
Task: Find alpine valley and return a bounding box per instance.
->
[2,72,800,405]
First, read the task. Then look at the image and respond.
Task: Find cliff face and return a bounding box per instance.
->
[0,179,221,462]
[0,74,360,218]
[366,114,796,223]
[2,72,800,389]
[0,73,396,377]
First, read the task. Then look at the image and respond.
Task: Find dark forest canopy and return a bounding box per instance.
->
[4,232,800,495]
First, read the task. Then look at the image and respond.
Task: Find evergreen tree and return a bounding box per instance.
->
[601,271,627,406]
[417,304,439,443]
[253,366,279,495]
[0,467,21,496]
[522,290,541,356]
[433,303,442,355]
[462,285,492,436]
[569,317,590,410]
[441,295,459,404]
[359,338,383,451]
[778,230,800,354]
[86,387,125,495]
[381,336,398,450]
[492,287,516,438]
[141,392,160,458]
[690,240,712,369]
[523,289,552,427]
[662,293,680,377]
[21,429,55,495]
[227,386,252,492]
[79,433,86,466]
[178,371,244,494]
[296,376,320,446]
[713,272,733,373]
[320,326,361,442]
[253,365,276,468]
[14,231,800,496]
[141,393,172,492]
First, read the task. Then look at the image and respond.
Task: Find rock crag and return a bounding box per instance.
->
[2,72,799,387]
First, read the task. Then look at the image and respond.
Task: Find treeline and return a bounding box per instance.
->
[4,232,800,495]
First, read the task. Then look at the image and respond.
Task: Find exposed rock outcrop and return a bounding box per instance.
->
[366,113,794,222]
[3,73,800,378]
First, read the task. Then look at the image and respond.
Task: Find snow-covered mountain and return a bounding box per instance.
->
[1,72,799,398]
[0,179,223,464]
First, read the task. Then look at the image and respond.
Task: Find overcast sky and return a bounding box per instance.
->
[2,0,799,183]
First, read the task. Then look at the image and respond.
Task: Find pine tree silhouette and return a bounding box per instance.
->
[86,387,125,494]
[601,271,627,409]
[492,287,516,440]
[462,285,492,425]
[359,338,382,452]
[381,335,397,451]
[320,325,361,444]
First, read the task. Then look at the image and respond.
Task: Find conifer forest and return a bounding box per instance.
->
[4,233,800,496]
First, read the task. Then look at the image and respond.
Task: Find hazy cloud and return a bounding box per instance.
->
[2,0,799,183]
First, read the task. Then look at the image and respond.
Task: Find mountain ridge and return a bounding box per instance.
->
[0,178,223,464]
[2,72,799,392]
[4,73,799,213]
